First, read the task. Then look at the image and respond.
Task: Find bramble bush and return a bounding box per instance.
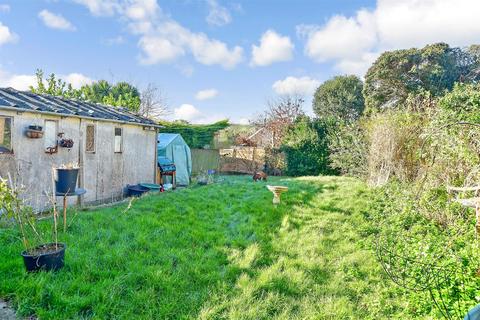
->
[363,82,480,319]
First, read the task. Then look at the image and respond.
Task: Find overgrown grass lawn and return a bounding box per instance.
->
[0,176,407,319]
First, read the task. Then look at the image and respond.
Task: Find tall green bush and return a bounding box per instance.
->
[280,116,334,176]
[328,121,368,178]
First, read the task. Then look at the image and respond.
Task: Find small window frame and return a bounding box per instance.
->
[114,127,123,153]
[0,116,13,154]
[85,124,96,153]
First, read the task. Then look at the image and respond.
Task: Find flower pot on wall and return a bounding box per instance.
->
[55,168,79,194]
[28,125,43,131]
[59,139,74,148]
[25,125,44,139]
[21,243,66,272]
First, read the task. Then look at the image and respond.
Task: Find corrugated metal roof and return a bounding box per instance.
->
[0,87,160,127]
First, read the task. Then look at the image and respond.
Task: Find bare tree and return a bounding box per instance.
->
[251,95,305,148]
[138,83,170,120]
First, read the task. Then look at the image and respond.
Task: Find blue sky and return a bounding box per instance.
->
[0,0,478,123]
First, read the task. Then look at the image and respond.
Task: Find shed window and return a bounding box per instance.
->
[44,120,57,152]
[0,117,12,153]
[114,127,122,153]
[85,125,95,153]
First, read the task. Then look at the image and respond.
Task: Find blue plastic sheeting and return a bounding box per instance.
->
[465,305,480,320]
[157,133,191,186]
[157,133,179,150]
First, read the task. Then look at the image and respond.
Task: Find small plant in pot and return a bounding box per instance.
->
[55,162,80,195]
[25,125,44,139]
[0,177,65,272]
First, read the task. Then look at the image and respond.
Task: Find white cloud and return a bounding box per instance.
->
[195,88,218,100]
[251,30,294,66]
[299,10,376,63]
[0,69,93,91]
[206,0,231,26]
[138,20,243,69]
[0,21,17,46]
[0,4,10,13]
[73,0,120,16]
[38,10,76,31]
[299,0,480,76]
[138,36,185,64]
[172,103,226,124]
[375,0,480,48]
[74,0,244,69]
[62,73,93,89]
[124,0,158,21]
[0,70,36,91]
[272,76,320,96]
[173,104,202,121]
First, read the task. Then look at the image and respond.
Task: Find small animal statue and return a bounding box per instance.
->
[253,171,268,182]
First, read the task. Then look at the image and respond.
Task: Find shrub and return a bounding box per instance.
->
[372,181,480,319]
[280,116,334,176]
[328,121,368,178]
[421,84,480,187]
[264,147,285,176]
[366,110,426,186]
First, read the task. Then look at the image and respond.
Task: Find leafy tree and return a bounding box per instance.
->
[313,75,364,122]
[438,83,480,123]
[79,80,111,103]
[30,70,142,113]
[281,116,335,176]
[251,96,305,148]
[30,69,75,97]
[363,43,480,114]
[78,81,141,112]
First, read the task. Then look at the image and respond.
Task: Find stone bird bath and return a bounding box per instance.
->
[266,185,289,204]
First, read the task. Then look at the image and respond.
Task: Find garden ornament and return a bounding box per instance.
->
[266,185,288,204]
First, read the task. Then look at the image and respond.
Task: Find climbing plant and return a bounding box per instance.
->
[158,120,229,149]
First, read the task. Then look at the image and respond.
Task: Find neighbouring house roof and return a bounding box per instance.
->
[0,87,161,127]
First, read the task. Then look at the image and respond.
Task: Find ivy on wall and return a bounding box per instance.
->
[158,120,229,149]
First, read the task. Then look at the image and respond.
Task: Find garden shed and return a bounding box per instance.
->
[0,87,161,210]
[157,133,191,186]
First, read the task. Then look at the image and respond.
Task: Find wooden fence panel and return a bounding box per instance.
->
[191,149,221,175]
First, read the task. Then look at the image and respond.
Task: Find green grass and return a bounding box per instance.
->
[0,176,410,319]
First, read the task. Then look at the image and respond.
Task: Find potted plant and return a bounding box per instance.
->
[59,138,74,148]
[55,162,80,194]
[25,125,44,139]
[0,175,65,272]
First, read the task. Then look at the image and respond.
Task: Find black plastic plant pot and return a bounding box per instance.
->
[28,125,43,131]
[21,243,66,272]
[127,184,150,197]
[55,168,79,194]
